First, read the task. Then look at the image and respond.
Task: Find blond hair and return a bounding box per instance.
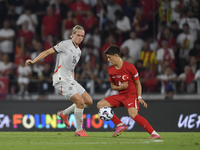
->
[70,25,84,38]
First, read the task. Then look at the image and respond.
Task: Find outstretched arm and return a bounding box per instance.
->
[25,48,56,65]
[135,79,147,108]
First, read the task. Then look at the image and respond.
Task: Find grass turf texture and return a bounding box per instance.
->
[0,132,200,150]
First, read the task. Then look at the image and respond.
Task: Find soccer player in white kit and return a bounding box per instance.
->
[25,25,93,137]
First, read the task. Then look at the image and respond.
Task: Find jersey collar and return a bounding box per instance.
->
[72,40,78,48]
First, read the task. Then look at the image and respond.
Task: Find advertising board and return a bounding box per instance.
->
[0,100,199,132]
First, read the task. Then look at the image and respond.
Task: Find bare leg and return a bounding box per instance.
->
[81,91,93,107]
[97,99,113,110]
[63,91,93,116]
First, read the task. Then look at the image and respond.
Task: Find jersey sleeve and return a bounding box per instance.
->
[109,75,114,83]
[108,67,114,83]
[53,41,66,53]
[130,64,139,81]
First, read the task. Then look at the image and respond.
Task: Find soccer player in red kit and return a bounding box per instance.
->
[97,45,161,139]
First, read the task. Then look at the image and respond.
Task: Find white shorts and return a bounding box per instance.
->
[54,80,85,99]
[18,77,30,84]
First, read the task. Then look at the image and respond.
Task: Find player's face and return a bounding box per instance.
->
[72,30,85,45]
[107,54,117,65]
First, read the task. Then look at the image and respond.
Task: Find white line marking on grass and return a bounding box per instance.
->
[0,135,164,144]
[28,140,163,145]
[91,137,164,142]
[0,140,164,145]
[0,135,53,138]
[153,140,164,143]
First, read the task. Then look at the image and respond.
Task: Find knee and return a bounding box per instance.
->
[128,107,138,119]
[75,99,85,109]
[129,112,138,119]
[84,97,93,107]
[97,101,103,110]
[86,97,93,106]
[82,93,93,106]
[89,100,93,106]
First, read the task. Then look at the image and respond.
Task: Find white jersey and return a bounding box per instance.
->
[52,40,81,86]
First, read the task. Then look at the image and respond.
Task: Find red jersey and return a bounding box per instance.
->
[108,61,139,95]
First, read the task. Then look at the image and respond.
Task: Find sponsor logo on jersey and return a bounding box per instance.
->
[117,75,121,78]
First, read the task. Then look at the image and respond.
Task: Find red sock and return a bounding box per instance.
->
[134,114,154,134]
[111,114,122,125]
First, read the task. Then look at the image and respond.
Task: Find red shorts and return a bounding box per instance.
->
[104,94,140,110]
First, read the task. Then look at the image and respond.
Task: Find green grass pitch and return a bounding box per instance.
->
[0,132,200,150]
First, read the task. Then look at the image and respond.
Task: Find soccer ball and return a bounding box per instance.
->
[98,106,114,121]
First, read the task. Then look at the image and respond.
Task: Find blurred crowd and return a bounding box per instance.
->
[1,0,200,100]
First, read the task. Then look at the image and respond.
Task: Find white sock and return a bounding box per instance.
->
[63,104,89,116]
[151,130,159,136]
[63,104,76,116]
[74,107,84,132]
